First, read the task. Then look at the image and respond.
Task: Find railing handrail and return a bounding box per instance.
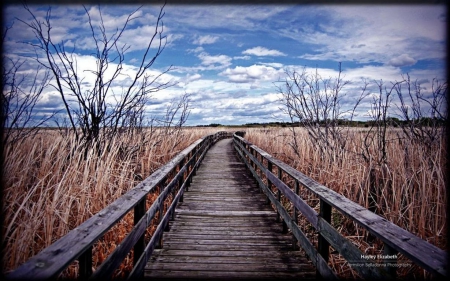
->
[232,133,447,279]
[7,131,233,280]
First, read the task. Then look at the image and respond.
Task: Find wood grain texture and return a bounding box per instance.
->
[145,138,316,280]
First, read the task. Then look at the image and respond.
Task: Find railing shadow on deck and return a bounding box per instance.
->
[6,131,232,280]
[233,133,447,280]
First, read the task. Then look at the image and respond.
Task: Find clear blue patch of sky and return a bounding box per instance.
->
[410,59,447,72]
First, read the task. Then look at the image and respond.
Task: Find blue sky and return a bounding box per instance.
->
[2,3,447,126]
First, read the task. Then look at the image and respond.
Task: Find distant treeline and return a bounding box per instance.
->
[195,117,446,128]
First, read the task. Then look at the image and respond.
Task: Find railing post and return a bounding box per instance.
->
[133,196,147,266]
[176,159,185,204]
[292,179,300,249]
[156,185,164,249]
[250,147,255,170]
[253,149,256,163]
[277,167,284,222]
[277,168,288,233]
[266,161,273,205]
[186,150,195,193]
[180,174,185,202]
[171,161,184,222]
[318,199,332,278]
[186,156,193,192]
[191,145,200,181]
[78,246,92,279]
[383,242,398,278]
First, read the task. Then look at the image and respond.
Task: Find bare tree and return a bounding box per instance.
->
[395,74,447,146]
[116,92,191,163]
[361,79,403,166]
[2,23,53,148]
[17,2,174,149]
[277,63,368,159]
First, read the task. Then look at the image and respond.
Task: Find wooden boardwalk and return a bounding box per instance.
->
[145,138,316,280]
[8,133,446,280]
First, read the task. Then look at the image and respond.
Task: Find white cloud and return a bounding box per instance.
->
[193,35,219,45]
[83,6,146,32]
[34,52,178,111]
[343,65,404,82]
[177,73,202,87]
[286,6,446,64]
[388,54,417,67]
[242,46,286,57]
[187,73,202,82]
[261,62,284,68]
[187,47,205,54]
[233,55,251,60]
[184,89,283,125]
[166,34,185,46]
[198,52,232,68]
[164,5,289,31]
[220,64,283,83]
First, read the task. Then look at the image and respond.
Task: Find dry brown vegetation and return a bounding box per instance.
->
[2,126,446,279]
[246,127,447,279]
[2,127,228,278]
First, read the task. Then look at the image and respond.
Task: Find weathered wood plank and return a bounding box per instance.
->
[162,234,294,241]
[147,262,315,272]
[160,244,301,251]
[234,143,337,280]
[129,154,195,280]
[149,253,306,264]
[316,217,390,279]
[163,240,293,246]
[145,138,316,279]
[149,250,306,261]
[167,225,287,233]
[146,270,316,280]
[90,165,188,279]
[174,209,278,216]
[169,214,278,222]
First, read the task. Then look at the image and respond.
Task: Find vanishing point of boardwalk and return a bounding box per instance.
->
[145,138,316,280]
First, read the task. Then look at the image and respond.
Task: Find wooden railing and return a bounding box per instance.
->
[233,133,447,279]
[7,131,232,280]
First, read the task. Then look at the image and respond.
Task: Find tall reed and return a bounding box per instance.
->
[2,127,220,278]
[246,127,446,279]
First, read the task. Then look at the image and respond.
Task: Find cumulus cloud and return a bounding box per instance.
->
[220,64,282,83]
[234,55,251,60]
[261,62,284,68]
[187,73,201,82]
[193,35,219,45]
[198,52,232,68]
[388,54,417,67]
[187,46,205,54]
[242,46,286,57]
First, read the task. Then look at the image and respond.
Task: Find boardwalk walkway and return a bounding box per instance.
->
[145,138,315,280]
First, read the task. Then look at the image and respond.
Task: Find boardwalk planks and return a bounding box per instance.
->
[145,138,316,280]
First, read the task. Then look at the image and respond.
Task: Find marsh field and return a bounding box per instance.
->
[2,126,447,279]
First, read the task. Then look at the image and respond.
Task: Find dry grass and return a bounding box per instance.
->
[1,127,225,278]
[3,126,446,279]
[245,127,447,279]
